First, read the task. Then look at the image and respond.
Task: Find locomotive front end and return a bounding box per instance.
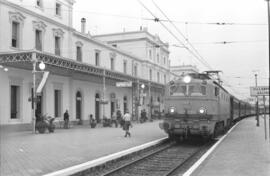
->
[160,74,218,139]
[161,105,216,138]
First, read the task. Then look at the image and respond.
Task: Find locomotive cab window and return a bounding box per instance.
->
[190,84,206,96]
[170,83,207,96]
[201,86,206,95]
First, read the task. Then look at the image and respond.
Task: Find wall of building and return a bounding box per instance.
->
[0,67,133,125]
[0,0,169,127]
[0,1,73,59]
[6,0,74,27]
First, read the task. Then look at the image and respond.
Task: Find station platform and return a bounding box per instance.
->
[189,115,270,176]
[0,120,167,176]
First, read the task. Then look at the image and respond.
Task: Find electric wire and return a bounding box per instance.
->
[137,0,213,71]
[151,0,213,70]
[150,1,263,99]
[19,5,267,26]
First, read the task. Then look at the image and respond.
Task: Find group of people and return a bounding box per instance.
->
[62,109,132,137]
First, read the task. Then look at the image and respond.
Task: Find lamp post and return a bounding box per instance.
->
[255,74,260,127]
[265,0,270,138]
[102,67,106,121]
[32,53,46,133]
[148,82,152,121]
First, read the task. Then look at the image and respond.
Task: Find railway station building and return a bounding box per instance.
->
[0,0,172,130]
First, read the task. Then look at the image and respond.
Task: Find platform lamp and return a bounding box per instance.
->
[255,74,259,127]
[138,83,145,121]
[32,53,46,134]
[265,0,270,137]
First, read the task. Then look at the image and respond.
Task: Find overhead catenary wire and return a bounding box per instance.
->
[139,0,239,97]
[137,0,213,71]
[188,40,267,45]
[150,0,213,70]
[150,1,262,99]
[19,4,268,26]
[143,1,242,97]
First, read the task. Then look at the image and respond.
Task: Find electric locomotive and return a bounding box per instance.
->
[159,72,249,140]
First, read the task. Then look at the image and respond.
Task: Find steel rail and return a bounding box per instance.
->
[102,140,212,176]
[164,141,211,176]
[102,142,175,176]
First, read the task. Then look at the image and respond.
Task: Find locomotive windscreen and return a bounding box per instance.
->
[170,83,207,96]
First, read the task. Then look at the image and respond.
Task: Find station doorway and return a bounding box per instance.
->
[95,93,100,123]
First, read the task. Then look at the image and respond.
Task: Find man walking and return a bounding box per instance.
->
[123,110,131,137]
[64,110,69,129]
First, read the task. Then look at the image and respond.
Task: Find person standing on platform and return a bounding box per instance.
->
[123,110,131,137]
[63,110,69,129]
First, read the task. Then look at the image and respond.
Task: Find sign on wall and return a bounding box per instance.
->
[116,81,132,87]
[250,86,269,96]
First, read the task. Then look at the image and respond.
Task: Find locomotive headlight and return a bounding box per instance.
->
[169,107,176,114]
[183,75,191,83]
[199,107,206,114]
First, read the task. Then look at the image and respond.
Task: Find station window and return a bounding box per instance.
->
[95,51,100,66]
[157,72,160,83]
[164,75,166,84]
[35,29,42,51]
[56,3,61,16]
[11,21,19,48]
[149,69,152,81]
[110,57,115,70]
[76,46,82,61]
[36,0,43,8]
[123,60,127,74]
[149,50,152,60]
[157,53,159,63]
[55,36,61,56]
[134,65,137,77]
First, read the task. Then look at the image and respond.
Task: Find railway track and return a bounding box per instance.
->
[102,140,212,176]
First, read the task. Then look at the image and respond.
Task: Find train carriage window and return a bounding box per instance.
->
[215,87,219,97]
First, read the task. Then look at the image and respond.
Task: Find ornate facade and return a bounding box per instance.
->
[0,0,171,129]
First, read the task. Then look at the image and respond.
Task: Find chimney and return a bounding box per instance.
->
[81,18,86,34]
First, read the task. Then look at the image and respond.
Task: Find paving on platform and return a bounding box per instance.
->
[0,120,167,176]
[189,115,270,176]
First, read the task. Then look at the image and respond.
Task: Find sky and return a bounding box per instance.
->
[72,0,269,102]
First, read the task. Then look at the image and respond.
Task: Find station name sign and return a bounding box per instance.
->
[250,86,269,96]
[116,81,132,87]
